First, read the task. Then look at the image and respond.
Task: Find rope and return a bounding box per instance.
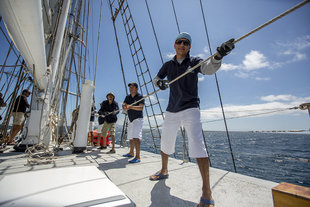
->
[93,0,103,86]
[108,0,130,148]
[204,107,299,123]
[0,26,23,65]
[145,0,164,64]
[234,0,310,45]
[0,64,25,67]
[25,143,55,166]
[199,0,236,172]
[108,0,129,96]
[170,0,180,33]
[118,0,310,112]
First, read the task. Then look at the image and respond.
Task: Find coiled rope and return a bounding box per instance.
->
[25,143,55,165]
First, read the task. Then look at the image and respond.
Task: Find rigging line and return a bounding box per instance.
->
[144,0,164,64]
[0,63,26,141]
[93,0,103,86]
[170,0,180,33]
[81,0,91,106]
[0,27,23,65]
[0,46,14,90]
[170,0,310,86]
[203,107,299,123]
[205,108,298,113]
[90,0,95,76]
[108,0,129,96]
[143,0,168,118]
[234,0,310,44]
[199,0,236,172]
[0,65,25,67]
[115,0,310,118]
[59,0,83,137]
[2,56,22,100]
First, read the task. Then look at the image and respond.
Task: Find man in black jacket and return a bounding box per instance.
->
[98,92,119,153]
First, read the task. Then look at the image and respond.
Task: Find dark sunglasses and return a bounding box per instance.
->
[175,39,190,46]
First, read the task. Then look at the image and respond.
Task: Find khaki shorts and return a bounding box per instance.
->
[101,122,116,137]
[12,112,25,125]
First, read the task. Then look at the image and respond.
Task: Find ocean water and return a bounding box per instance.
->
[116,129,310,187]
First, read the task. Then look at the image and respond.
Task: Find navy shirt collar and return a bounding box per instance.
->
[172,52,190,64]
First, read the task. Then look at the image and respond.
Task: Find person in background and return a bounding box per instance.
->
[149,32,235,207]
[88,103,96,146]
[98,92,119,153]
[8,89,31,144]
[0,92,6,121]
[97,103,105,149]
[122,82,144,163]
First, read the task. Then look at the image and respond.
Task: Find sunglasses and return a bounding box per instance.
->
[175,39,190,46]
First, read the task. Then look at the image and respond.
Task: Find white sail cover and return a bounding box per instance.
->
[0,0,48,90]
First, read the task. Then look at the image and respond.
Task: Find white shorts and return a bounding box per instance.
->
[161,108,208,158]
[127,118,143,140]
[88,121,94,132]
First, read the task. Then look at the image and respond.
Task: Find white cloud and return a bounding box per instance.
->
[166,52,175,59]
[198,74,205,82]
[255,77,270,81]
[276,35,310,51]
[235,71,250,78]
[218,50,270,76]
[203,46,211,55]
[195,53,206,59]
[221,63,240,71]
[144,95,157,105]
[200,95,310,122]
[217,35,310,79]
[260,94,310,103]
[242,50,270,70]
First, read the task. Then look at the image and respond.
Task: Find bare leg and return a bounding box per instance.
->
[197,157,214,207]
[103,135,107,147]
[111,135,115,151]
[128,139,134,155]
[97,134,102,146]
[134,138,140,160]
[90,132,94,146]
[150,151,169,180]
[8,124,22,143]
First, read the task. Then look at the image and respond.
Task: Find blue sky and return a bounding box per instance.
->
[87,0,310,131]
[1,0,309,132]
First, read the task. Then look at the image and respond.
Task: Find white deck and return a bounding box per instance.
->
[0,145,277,207]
